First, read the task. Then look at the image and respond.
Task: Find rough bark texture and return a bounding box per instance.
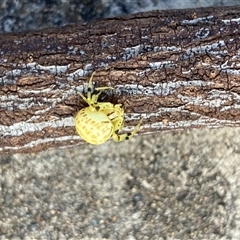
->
[1,6,240,153]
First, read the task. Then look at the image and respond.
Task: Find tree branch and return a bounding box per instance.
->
[1,6,240,153]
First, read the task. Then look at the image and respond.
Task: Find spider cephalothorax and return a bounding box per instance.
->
[75,71,143,145]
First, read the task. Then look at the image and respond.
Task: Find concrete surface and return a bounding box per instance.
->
[1,128,240,239]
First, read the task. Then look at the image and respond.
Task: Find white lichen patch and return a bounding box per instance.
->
[181,16,214,25]
[222,18,240,25]
[115,80,214,96]
[1,117,74,137]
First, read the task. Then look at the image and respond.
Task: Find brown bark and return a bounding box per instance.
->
[1,6,240,153]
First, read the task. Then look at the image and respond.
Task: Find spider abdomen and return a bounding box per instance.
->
[75,107,114,145]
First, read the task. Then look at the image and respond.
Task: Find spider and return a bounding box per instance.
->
[75,71,143,145]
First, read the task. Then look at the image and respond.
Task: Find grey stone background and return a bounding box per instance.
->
[1,0,240,239]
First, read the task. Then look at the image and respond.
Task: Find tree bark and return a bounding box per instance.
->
[1,6,240,153]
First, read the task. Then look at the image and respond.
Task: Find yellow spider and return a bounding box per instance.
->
[75,71,143,145]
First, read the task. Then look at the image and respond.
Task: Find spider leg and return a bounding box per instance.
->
[111,115,124,133]
[112,118,143,142]
[87,71,96,100]
[87,71,114,103]
[78,92,88,104]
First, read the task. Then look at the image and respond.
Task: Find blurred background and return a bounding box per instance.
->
[1,0,240,239]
